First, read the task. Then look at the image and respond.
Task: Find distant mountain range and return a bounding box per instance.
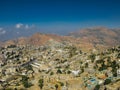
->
[0,27,120,51]
[68,27,120,49]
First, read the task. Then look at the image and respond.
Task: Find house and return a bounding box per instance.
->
[98,80,104,85]
[71,70,80,77]
[117,69,120,77]
[96,73,107,80]
[95,56,100,61]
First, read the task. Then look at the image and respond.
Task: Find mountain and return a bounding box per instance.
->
[68,27,120,50]
[4,33,77,46]
[1,27,120,51]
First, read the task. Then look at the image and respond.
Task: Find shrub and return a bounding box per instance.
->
[38,78,44,89]
[94,84,100,90]
[89,54,95,63]
[55,84,58,90]
[104,79,111,85]
[57,69,62,74]
[67,70,71,74]
[21,75,32,88]
[58,82,64,86]
[50,72,54,75]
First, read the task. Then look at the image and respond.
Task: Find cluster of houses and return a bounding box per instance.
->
[0,44,120,90]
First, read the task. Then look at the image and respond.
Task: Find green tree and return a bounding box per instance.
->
[25,65,33,71]
[21,75,32,88]
[67,70,71,74]
[81,68,84,73]
[85,63,88,68]
[57,69,62,74]
[104,79,111,85]
[58,82,64,86]
[55,84,58,90]
[89,54,96,63]
[50,71,54,75]
[38,78,44,89]
[69,46,77,57]
[94,84,100,90]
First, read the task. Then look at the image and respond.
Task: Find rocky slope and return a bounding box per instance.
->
[68,27,120,49]
[2,27,120,51]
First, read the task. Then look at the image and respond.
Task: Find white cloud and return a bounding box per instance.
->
[0,30,6,35]
[15,23,23,29]
[15,23,35,29]
[2,30,6,34]
[25,24,35,29]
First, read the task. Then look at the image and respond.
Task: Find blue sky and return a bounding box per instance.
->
[0,0,120,29]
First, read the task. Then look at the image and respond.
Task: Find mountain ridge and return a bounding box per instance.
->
[1,27,120,51]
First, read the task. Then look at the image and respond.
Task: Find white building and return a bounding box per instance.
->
[71,70,80,77]
[117,69,120,77]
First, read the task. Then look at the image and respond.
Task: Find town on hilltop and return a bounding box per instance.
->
[0,39,120,90]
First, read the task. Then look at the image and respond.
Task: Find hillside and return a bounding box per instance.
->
[2,27,120,51]
[0,41,120,90]
[68,27,120,50]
